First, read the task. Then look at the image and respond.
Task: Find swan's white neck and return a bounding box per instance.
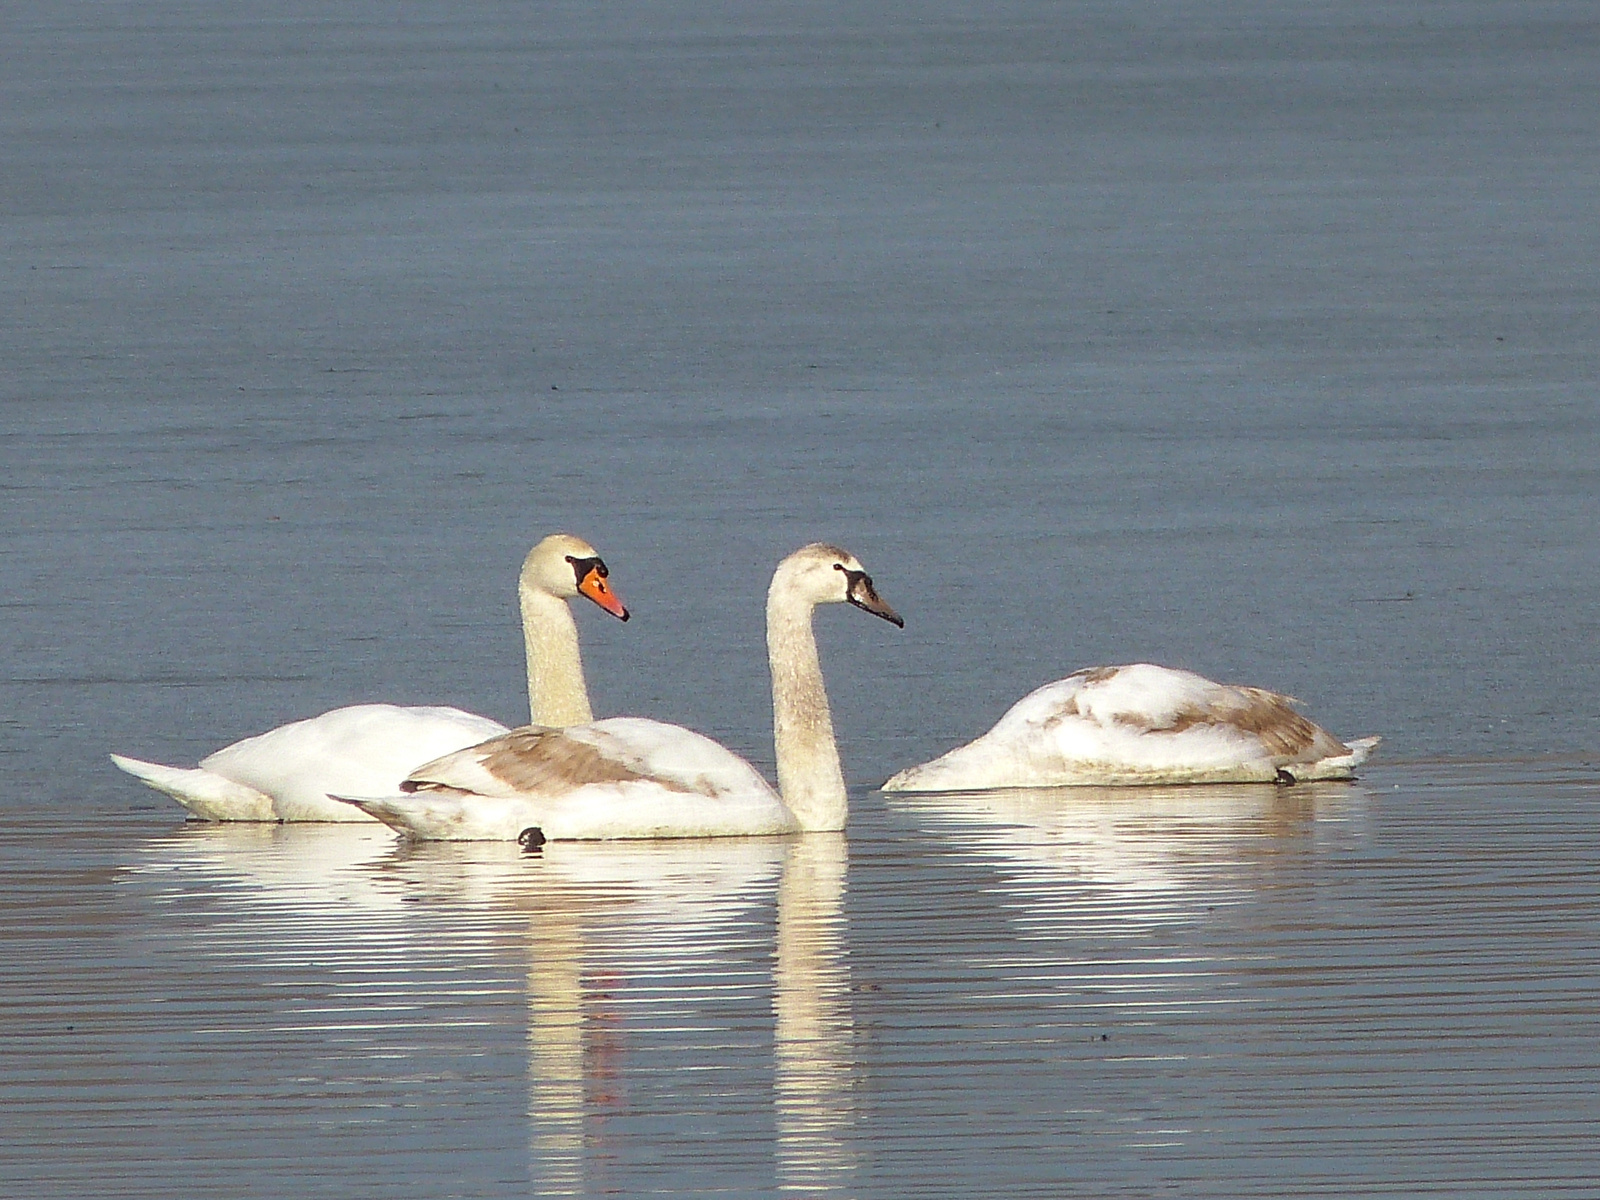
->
[767,586,847,832]
[520,583,593,727]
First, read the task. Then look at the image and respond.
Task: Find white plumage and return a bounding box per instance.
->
[340,543,903,841]
[351,718,794,840]
[113,704,508,822]
[110,533,627,821]
[884,663,1377,791]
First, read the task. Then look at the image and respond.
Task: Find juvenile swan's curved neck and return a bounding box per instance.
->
[521,583,593,727]
[767,583,847,832]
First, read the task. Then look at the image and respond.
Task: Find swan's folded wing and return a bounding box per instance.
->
[402,718,773,804]
[198,703,512,817]
[1176,685,1347,761]
[1068,665,1348,763]
[1063,664,1233,730]
[571,718,777,800]
[977,665,1291,738]
[403,724,646,798]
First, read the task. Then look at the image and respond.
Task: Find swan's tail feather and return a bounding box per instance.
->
[328,792,441,837]
[1286,735,1381,783]
[1343,735,1381,767]
[329,792,397,817]
[110,754,277,821]
[330,792,534,842]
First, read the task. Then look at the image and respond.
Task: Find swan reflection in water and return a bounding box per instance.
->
[391,835,786,1196]
[772,835,855,1195]
[886,780,1372,932]
[393,835,856,1196]
[125,825,858,1196]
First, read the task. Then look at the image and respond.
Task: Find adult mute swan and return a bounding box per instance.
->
[337,543,902,841]
[110,533,630,822]
[883,663,1378,791]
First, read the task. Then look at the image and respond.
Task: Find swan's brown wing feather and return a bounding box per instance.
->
[1054,667,1348,763]
[403,725,690,798]
[1130,685,1346,761]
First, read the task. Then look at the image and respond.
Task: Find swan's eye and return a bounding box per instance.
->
[839,565,904,626]
[566,555,604,587]
[569,556,630,620]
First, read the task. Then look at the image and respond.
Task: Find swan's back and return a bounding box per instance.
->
[1001,664,1343,757]
[204,704,509,820]
[886,664,1365,790]
[405,718,772,800]
[369,717,789,840]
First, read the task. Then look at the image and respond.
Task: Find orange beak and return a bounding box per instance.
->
[578,566,629,621]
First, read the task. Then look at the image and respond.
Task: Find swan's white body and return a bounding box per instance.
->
[883,663,1377,791]
[341,543,902,841]
[112,705,508,823]
[350,717,795,840]
[111,534,628,822]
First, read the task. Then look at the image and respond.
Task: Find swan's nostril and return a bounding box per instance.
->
[518,827,547,851]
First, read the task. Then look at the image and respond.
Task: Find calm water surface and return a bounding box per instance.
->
[4,766,1598,1197]
[3,1,1599,1195]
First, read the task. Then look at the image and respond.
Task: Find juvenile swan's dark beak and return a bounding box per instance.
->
[843,568,904,627]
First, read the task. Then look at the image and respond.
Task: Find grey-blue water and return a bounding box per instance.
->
[3,2,1598,1196]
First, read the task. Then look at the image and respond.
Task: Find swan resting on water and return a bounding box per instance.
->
[109,533,629,822]
[337,543,903,841]
[883,662,1377,791]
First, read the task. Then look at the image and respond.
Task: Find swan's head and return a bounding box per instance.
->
[772,543,903,627]
[521,533,629,620]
